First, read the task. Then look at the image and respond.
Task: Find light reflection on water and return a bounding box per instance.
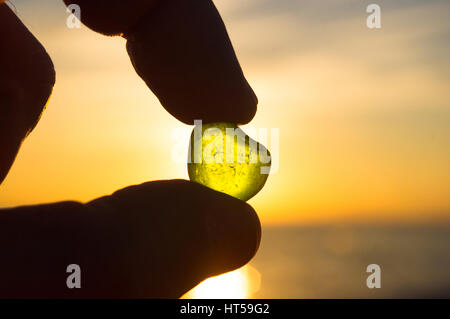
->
[183,225,450,299]
[182,265,261,299]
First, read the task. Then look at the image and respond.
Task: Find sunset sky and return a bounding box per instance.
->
[1,0,449,225]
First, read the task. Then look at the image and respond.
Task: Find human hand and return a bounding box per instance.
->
[0,0,260,298]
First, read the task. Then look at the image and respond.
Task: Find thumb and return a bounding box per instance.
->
[0,180,260,298]
[87,179,261,298]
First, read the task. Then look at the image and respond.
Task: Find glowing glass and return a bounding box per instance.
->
[188,122,271,201]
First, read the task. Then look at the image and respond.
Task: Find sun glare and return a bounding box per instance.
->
[183,265,261,299]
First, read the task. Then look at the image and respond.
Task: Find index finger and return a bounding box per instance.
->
[63,0,258,125]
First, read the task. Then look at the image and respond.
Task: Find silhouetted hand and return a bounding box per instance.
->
[0,1,260,298]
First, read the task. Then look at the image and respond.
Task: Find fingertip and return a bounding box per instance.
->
[236,85,258,125]
[124,0,258,125]
[188,181,261,276]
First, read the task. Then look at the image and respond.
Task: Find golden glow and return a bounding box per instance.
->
[188,122,271,201]
[0,1,449,225]
[183,265,261,299]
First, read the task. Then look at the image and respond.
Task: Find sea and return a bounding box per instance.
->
[245,225,450,298]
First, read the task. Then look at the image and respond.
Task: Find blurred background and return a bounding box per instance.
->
[1,0,449,298]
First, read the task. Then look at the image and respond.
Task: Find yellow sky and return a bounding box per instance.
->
[1,0,449,225]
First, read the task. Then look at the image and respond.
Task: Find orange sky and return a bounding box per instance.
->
[1,0,449,225]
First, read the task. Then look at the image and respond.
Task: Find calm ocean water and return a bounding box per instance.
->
[248,225,450,298]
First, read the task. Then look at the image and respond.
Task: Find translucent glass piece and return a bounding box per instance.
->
[188,122,271,201]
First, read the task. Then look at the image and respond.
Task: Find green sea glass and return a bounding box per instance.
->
[188,122,271,201]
